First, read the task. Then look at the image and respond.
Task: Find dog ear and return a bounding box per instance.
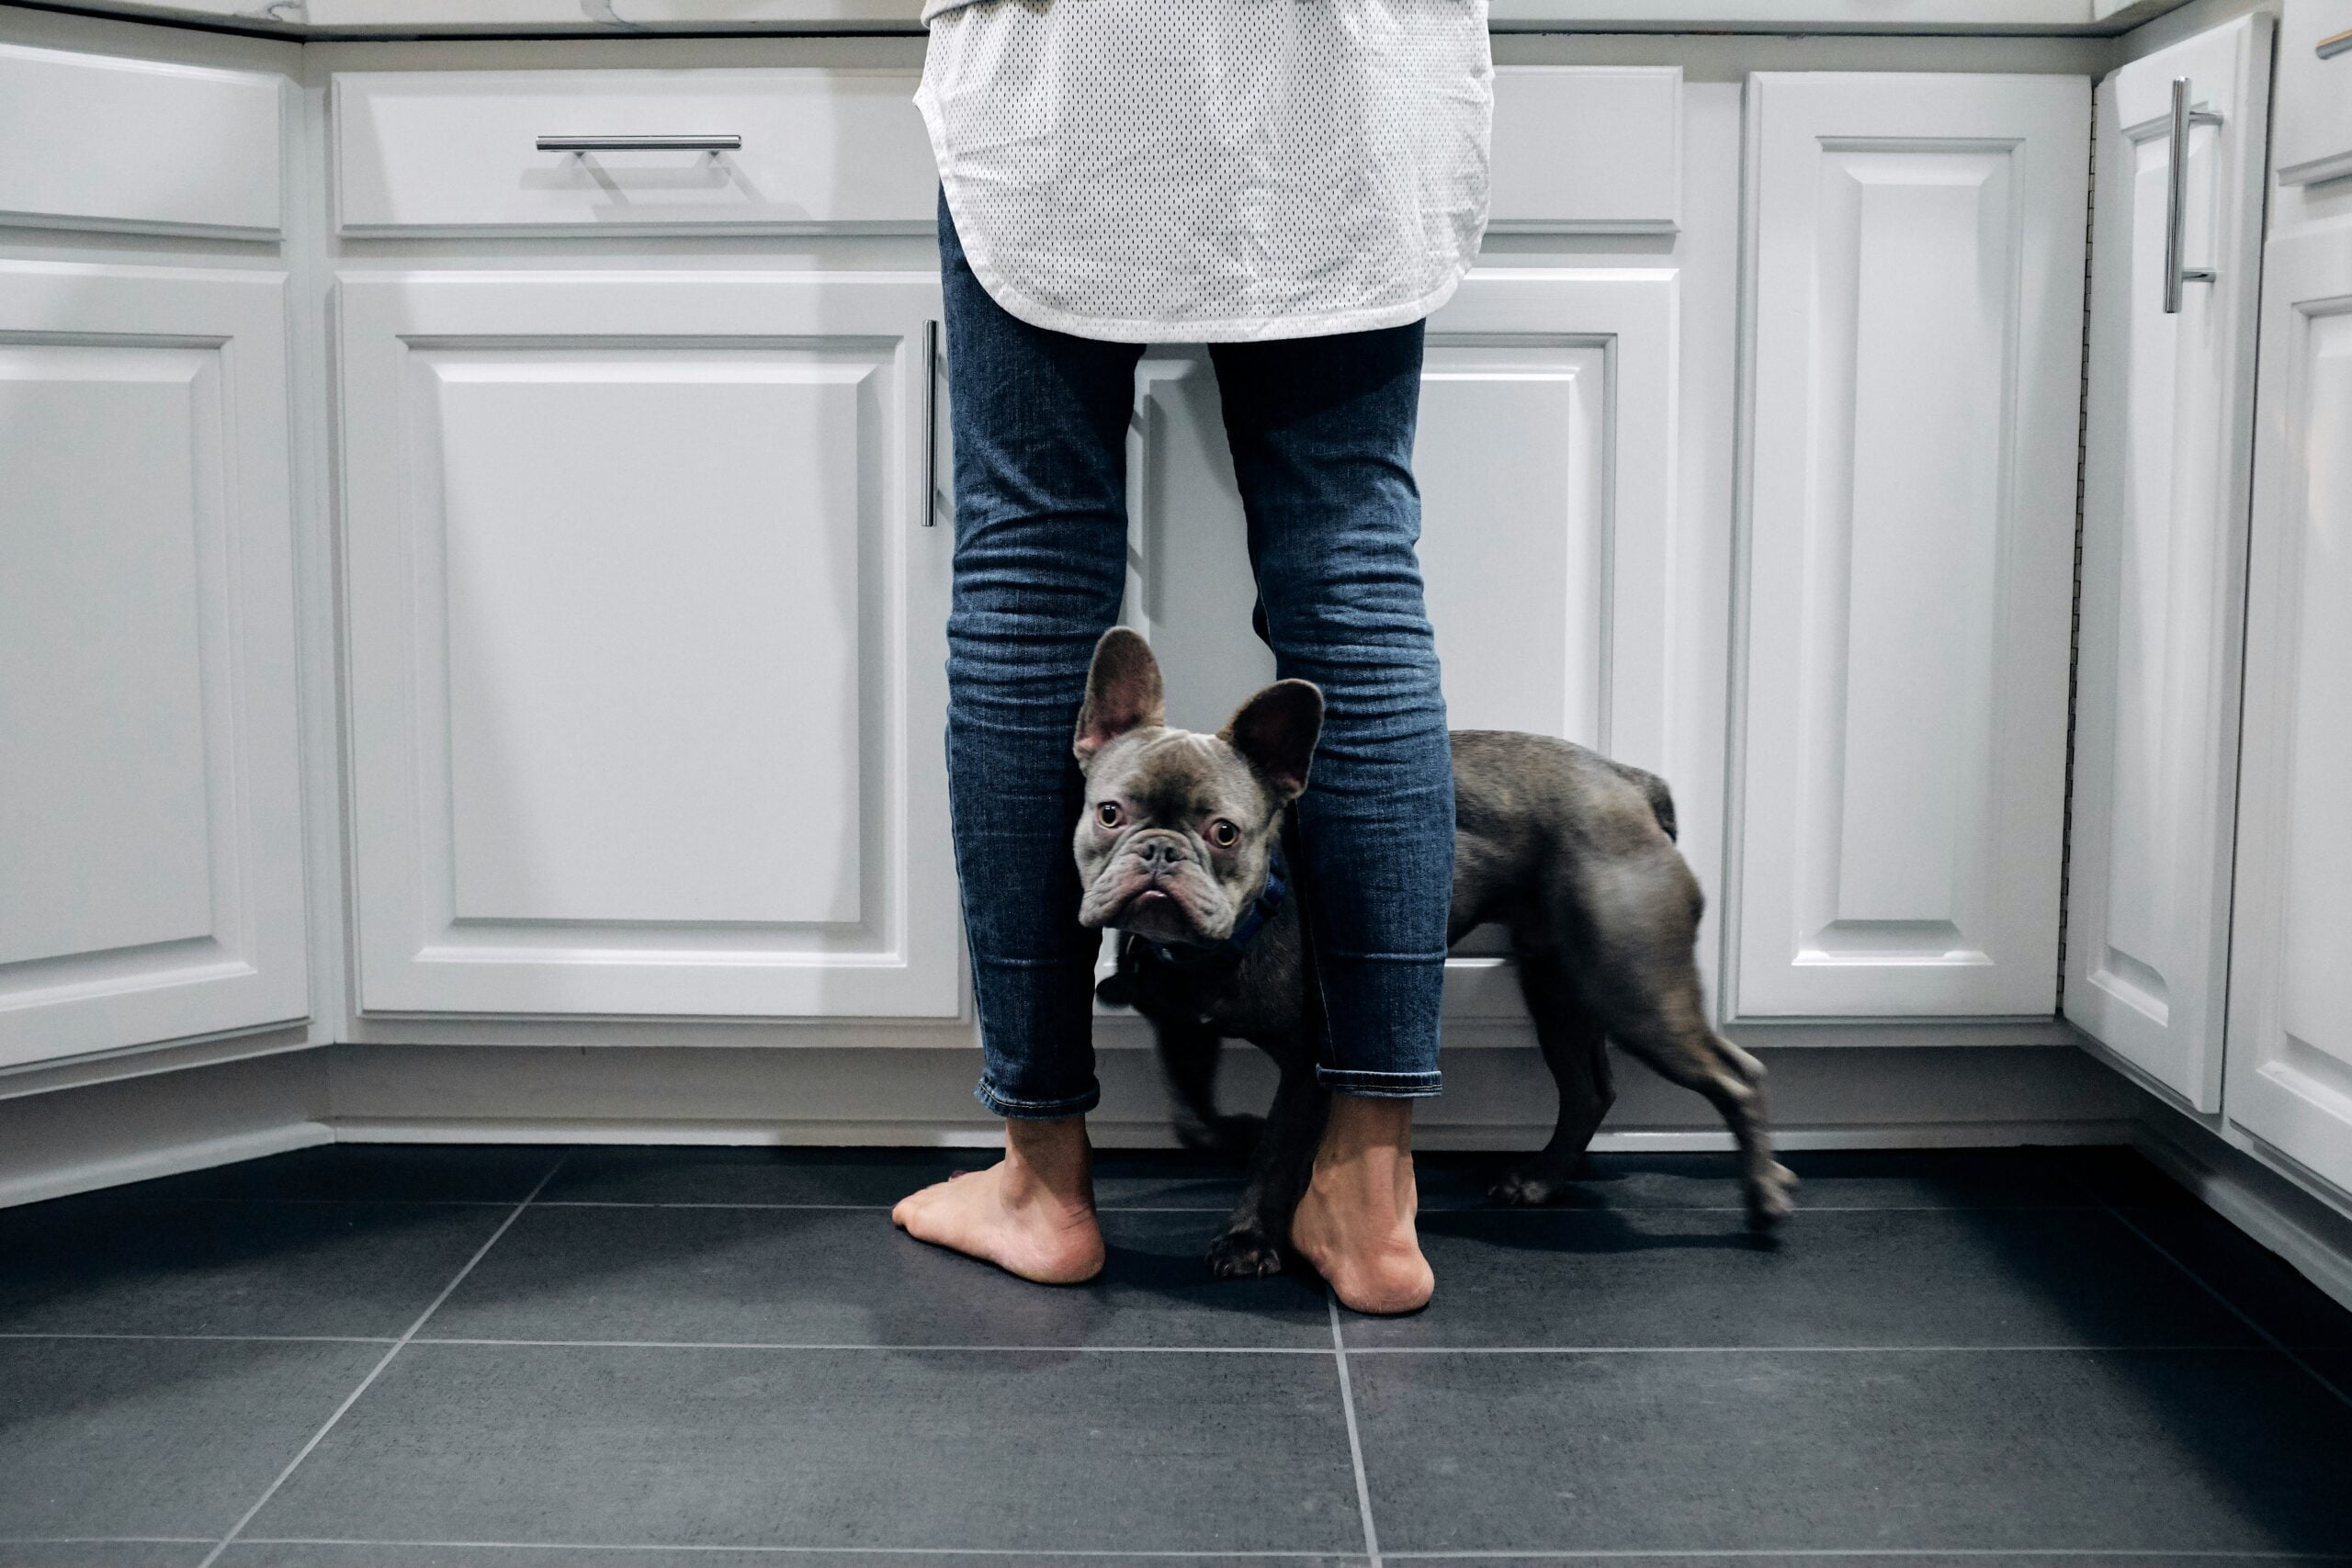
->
[1221,679,1324,803]
[1074,627,1167,764]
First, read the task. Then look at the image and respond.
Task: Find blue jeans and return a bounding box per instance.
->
[941,193,1454,1119]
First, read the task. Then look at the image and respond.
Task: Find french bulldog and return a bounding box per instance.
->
[1072,626,1797,1278]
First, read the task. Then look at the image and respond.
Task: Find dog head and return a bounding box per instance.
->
[1070,628,1324,948]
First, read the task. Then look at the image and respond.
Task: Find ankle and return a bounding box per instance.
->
[1002,1116,1096,1214]
[1313,1095,1414,1179]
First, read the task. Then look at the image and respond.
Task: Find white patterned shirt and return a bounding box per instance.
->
[915,0,1493,343]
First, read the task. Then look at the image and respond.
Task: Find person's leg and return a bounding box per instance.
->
[1208,323,1453,1314]
[891,191,1142,1284]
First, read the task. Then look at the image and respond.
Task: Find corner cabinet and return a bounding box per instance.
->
[2066,17,2273,1111]
[0,262,310,1069]
[1726,72,2089,1021]
[2224,218,2352,1197]
[337,269,956,1019]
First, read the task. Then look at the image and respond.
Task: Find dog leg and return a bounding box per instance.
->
[1206,1051,1329,1278]
[1152,1016,1263,1160]
[1490,948,1615,1206]
[1607,1010,1796,1229]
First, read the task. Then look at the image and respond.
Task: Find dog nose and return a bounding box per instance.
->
[1135,834,1186,873]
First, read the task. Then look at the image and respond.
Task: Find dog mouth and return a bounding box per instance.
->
[1080,865,1230,943]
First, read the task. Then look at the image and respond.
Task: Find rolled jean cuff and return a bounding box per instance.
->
[1316,1066,1443,1100]
[974,1078,1102,1121]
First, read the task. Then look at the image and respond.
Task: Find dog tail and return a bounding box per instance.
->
[1611,761,1679,842]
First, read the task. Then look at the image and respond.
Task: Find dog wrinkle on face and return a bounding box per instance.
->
[1072,730,1275,943]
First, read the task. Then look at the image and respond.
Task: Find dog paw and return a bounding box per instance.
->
[1745,1161,1800,1229]
[1205,1228,1286,1279]
[1487,1165,1573,1207]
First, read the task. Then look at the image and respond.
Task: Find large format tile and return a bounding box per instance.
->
[2061,1145,2202,1209]
[539,1147,989,1208]
[424,1203,1327,1348]
[0,1337,383,1540]
[252,1342,1363,1552]
[0,1199,513,1337]
[542,1145,1244,1211]
[1344,1207,2256,1348]
[1414,1147,2084,1213]
[144,1145,565,1205]
[2106,1202,2352,1348]
[1350,1348,2352,1553]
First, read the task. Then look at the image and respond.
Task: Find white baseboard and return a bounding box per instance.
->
[320,1039,2146,1150]
[2131,1111,2352,1316]
[0,1035,2156,1207]
[0,1050,330,1208]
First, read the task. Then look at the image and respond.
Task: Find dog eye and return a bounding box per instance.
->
[1096,802,1123,829]
[1207,818,1239,848]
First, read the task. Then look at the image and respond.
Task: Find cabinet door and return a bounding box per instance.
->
[2068,19,2272,1110]
[2225,222,2352,1198]
[340,270,954,1018]
[0,262,308,1068]
[1121,269,1679,1018]
[1729,73,2087,1020]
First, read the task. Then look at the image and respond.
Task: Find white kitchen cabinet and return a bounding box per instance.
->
[1120,268,1679,1019]
[0,39,283,239]
[2224,220,2352,1199]
[2272,0,2352,187]
[0,261,309,1069]
[338,268,956,1018]
[2067,18,2272,1111]
[1727,72,2088,1021]
[332,67,933,236]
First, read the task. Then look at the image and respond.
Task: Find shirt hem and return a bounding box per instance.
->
[916,24,1482,344]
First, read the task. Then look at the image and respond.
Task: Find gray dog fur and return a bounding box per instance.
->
[1070,626,1798,1278]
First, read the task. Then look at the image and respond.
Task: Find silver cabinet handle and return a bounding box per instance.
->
[535,134,742,152]
[2317,27,2352,60]
[922,320,942,529]
[2163,78,2222,315]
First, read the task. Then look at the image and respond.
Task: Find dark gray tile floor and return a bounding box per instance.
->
[3,1142,2348,1567]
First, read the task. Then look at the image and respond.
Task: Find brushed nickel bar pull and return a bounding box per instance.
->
[535,134,742,152]
[2164,78,2222,315]
[2316,27,2352,60]
[923,319,942,528]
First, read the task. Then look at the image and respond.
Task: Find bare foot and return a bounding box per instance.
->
[1291,1096,1434,1314]
[891,1117,1105,1285]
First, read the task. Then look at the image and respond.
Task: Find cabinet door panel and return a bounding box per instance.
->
[2227,224,2352,1198]
[0,263,308,1067]
[1731,73,2087,1020]
[2069,19,2272,1109]
[1120,270,1679,1018]
[341,271,953,1018]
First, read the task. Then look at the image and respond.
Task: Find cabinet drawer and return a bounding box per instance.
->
[2275,0,2352,186]
[333,68,935,235]
[1489,66,1681,232]
[0,42,282,239]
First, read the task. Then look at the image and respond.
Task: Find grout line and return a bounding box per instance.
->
[1338,1343,2255,1354]
[193,1152,571,1568]
[414,1337,1333,1353]
[0,1331,2265,1353]
[232,1545,1366,1559]
[0,1539,219,1547]
[1329,1295,1383,1568]
[2081,1193,2352,1413]
[0,1332,397,1344]
[1380,1553,2352,1562]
